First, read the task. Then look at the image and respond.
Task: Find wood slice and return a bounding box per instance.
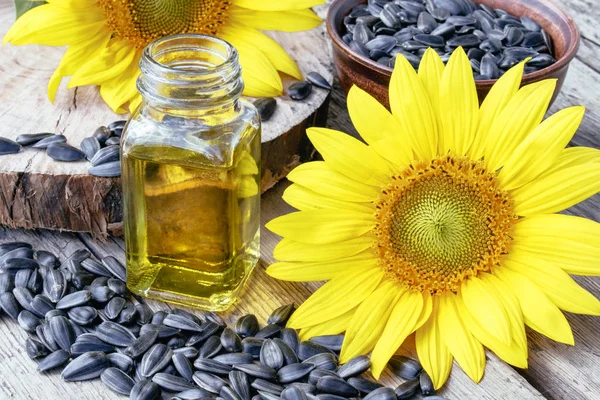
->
[0,1,332,238]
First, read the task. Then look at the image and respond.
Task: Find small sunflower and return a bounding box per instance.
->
[266,47,600,389]
[3,0,323,113]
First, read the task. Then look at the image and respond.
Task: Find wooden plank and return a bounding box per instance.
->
[0,181,544,399]
[0,0,333,237]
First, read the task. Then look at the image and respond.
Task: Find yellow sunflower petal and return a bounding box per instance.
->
[504,253,600,316]
[340,281,402,363]
[498,106,585,190]
[454,292,528,368]
[461,276,511,345]
[469,60,526,159]
[438,293,485,383]
[539,147,600,178]
[307,128,393,186]
[231,39,283,97]
[68,40,137,87]
[282,183,374,214]
[389,54,438,160]
[299,308,355,341]
[415,299,453,390]
[347,85,412,169]
[100,56,141,113]
[267,253,378,282]
[418,48,444,131]
[514,214,600,248]
[495,267,574,345]
[413,292,433,332]
[439,47,479,156]
[484,79,556,171]
[287,268,384,328]
[511,163,600,216]
[370,291,424,379]
[287,161,381,202]
[273,237,375,262]
[229,7,322,32]
[3,4,105,46]
[233,0,324,11]
[267,209,375,245]
[220,24,302,79]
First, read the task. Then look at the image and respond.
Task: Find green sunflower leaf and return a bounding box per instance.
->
[14,0,46,19]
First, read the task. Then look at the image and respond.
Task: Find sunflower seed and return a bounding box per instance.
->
[306,72,332,90]
[27,270,43,294]
[241,337,264,358]
[105,136,121,146]
[173,346,199,359]
[93,126,112,145]
[234,363,277,380]
[167,336,185,349]
[136,303,153,324]
[203,310,226,327]
[0,247,34,264]
[108,120,127,132]
[195,357,232,375]
[260,339,284,370]
[0,292,20,319]
[337,355,370,378]
[388,355,422,380]
[213,352,254,366]
[118,303,138,325]
[277,363,315,383]
[107,352,134,373]
[172,388,212,400]
[80,258,111,277]
[192,371,228,393]
[44,269,67,303]
[229,370,251,400]
[32,134,67,149]
[273,338,298,365]
[61,351,108,381]
[141,343,173,377]
[0,242,32,255]
[101,367,135,395]
[280,386,307,400]
[91,276,109,286]
[153,373,197,392]
[13,287,35,312]
[90,145,120,166]
[37,349,71,372]
[15,269,34,288]
[235,314,259,338]
[71,340,115,358]
[101,256,126,281]
[0,137,21,154]
[316,395,347,400]
[290,382,316,395]
[3,257,39,271]
[254,98,277,121]
[528,53,556,68]
[141,323,181,339]
[186,322,219,345]
[56,290,92,310]
[19,310,42,332]
[287,81,312,101]
[422,396,448,400]
[303,353,337,371]
[25,336,49,359]
[268,304,295,326]
[218,328,242,353]
[251,379,284,395]
[256,324,282,339]
[104,296,127,320]
[123,330,158,358]
[363,387,396,400]
[96,321,136,346]
[47,143,86,162]
[259,390,284,400]
[131,380,161,400]
[394,378,419,400]
[88,285,115,303]
[0,272,14,293]
[37,323,59,351]
[420,371,435,396]
[308,369,339,385]
[316,376,359,397]
[280,328,300,352]
[89,161,121,177]
[308,335,344,352]
[16,133,54,146]
[221,385,242,400]
[297,341,334,361]
[168,353,192,381]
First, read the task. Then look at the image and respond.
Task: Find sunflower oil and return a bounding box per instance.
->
[120,34,261,311]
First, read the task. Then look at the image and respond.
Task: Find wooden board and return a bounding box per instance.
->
[0,183,545,400]
[0,0,333,238]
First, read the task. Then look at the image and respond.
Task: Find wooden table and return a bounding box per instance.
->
[1,0,599,399]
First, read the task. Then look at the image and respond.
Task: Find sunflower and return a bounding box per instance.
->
[3,0,323,113]
[266,47,600,389]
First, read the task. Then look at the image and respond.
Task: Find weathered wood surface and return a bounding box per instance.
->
[0,0,332,238]
[0,1,599,400]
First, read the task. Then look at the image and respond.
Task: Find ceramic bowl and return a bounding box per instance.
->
[326,0,580,106]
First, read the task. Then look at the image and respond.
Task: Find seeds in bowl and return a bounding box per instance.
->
[342,0,556,79]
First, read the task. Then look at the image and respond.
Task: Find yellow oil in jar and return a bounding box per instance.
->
[122,131,260,311]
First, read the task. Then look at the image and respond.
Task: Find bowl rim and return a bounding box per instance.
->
[326,0,581,87]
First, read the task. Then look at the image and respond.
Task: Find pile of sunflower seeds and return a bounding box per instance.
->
[0,120,125,178]
[0,241,445,400]
[342,0,556,79]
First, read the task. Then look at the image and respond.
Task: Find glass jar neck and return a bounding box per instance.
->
[137,34,244,115]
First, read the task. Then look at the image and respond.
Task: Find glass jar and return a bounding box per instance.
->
[121,34,261,311]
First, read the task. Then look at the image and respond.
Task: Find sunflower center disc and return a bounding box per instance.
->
[374,155,517,295]
[99,0,232,48]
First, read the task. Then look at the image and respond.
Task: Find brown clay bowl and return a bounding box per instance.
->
[326,0,580,107]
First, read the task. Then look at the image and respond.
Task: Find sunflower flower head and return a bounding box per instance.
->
[3,0,324,113]
[267,47,600,389]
